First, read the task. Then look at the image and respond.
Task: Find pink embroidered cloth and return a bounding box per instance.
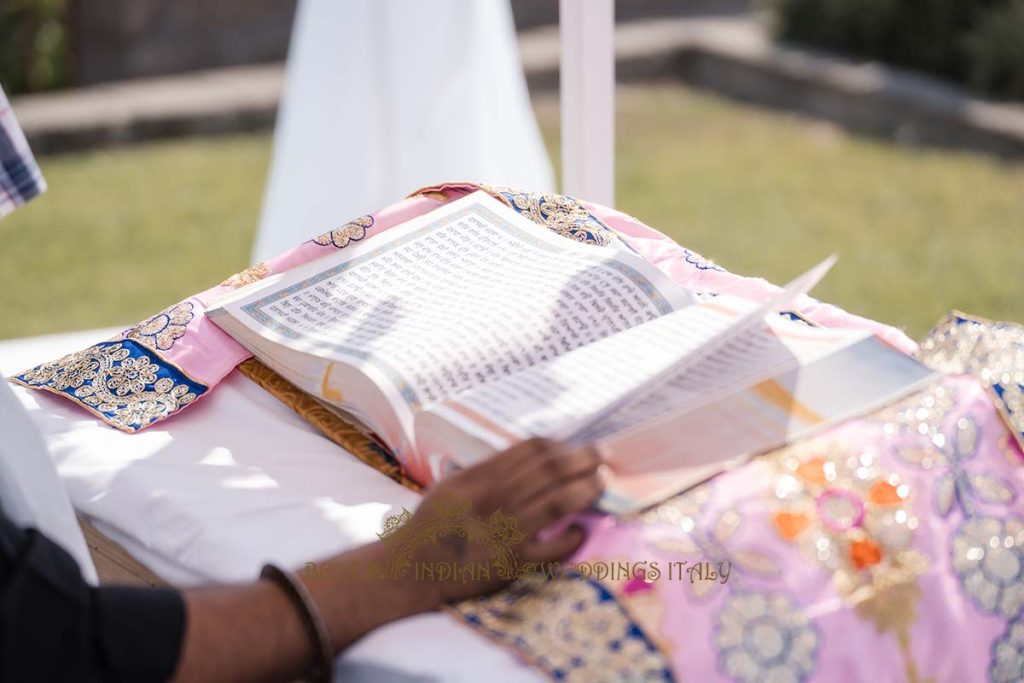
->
[12,182,1024,682]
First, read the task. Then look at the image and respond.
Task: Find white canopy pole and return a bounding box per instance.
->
[559,0,615,207]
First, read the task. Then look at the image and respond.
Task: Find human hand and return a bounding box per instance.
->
[384,438,604,604]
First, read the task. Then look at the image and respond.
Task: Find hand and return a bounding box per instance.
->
[389,437,604,604]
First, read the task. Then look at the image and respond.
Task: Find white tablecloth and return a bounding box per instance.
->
[1,329,541,682]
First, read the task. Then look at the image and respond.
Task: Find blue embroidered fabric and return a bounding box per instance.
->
[488,187,616,247]
[11,340,207,432]
[453,571,674,682]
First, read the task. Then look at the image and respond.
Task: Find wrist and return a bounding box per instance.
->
[300,540,443,653]
[363,540,445,614]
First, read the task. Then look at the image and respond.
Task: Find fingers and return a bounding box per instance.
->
[515,469,604,537]
[417,439,604,577]
[445,438,601,512]
[497,439,603,509]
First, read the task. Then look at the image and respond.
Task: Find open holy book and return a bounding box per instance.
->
[208,192,935,512]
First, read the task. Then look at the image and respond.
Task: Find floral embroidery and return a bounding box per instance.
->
[484,185,615,246]
[681,247,724,272]
[11,341,206,432]
[117,301,195,352]
[633,484,820,682]
[952,516,1024,618]
[917,312,1024,449]
[991,614,1024,683]
[874,381,1024,678]
[221,262,270,288]
[311,215,374,249]
[714,592,818,683]
[107,356,158,396]
[452,572,674,682]
[765,439,931,680]
[639,487,781,600]
[769,444,925,596]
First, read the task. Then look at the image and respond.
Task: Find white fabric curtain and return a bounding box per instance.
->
[251,0,554,263]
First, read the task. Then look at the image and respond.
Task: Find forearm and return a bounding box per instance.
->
[172,542,440,682]
[174,580,309,683]
[299,540,441,653]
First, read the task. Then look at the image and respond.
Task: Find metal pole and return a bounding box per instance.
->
[559,0,615,207]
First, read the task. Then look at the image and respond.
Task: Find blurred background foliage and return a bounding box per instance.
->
[0,0,71,94]
[773,0,1024,100]
[3,0,1024,101]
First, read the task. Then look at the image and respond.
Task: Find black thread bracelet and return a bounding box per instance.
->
[260,563,333,683]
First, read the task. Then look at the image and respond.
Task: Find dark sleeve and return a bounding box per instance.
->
[0,509,185,682]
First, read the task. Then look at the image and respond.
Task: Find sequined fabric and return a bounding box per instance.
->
[565,369,1023,681]
[480,184,616,247]
[918,311,1024,450]
[221,262,270,289]
[451,572,674,682]
[10,340,206,432]
[117,301,195,352]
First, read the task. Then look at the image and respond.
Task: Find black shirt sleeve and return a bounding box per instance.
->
[0,508,185,682]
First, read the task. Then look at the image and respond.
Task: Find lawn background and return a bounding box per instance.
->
[2,84,1021,341]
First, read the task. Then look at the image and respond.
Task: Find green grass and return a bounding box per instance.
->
[602,86,1024,339]
[0,135,268,337]
[2,83,1022,341]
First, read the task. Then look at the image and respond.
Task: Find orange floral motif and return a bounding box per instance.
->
[869,481,903,506]
[850,538,883,569]
[769,442,921,590]
[767,441,929,680]
[772,511,811,541]
[795,457,830,486]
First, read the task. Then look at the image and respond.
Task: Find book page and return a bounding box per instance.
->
[596,334,936,512]
[209,192,692,450]
[418,257,837,456]
[563,255,836,441]
[418,301,740,449]
[575,307,858,443]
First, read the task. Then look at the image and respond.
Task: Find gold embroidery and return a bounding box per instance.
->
[312,215,374,249]
[872,379,1024,674]
[119,301,195,352]
[408,182,617,246]
[221,262,270,288]
[483,184,615,246]
[765,439,928,680]
[918,311,1024,449]
[855,581,934,683]
[450,573,674,682]
[11,342,203,432]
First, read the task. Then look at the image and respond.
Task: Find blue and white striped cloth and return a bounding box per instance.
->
[0,85,45,218]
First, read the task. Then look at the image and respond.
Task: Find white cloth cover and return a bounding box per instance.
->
[0,374,97,584]
[251,0,554,263]
[1,331,541,682]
